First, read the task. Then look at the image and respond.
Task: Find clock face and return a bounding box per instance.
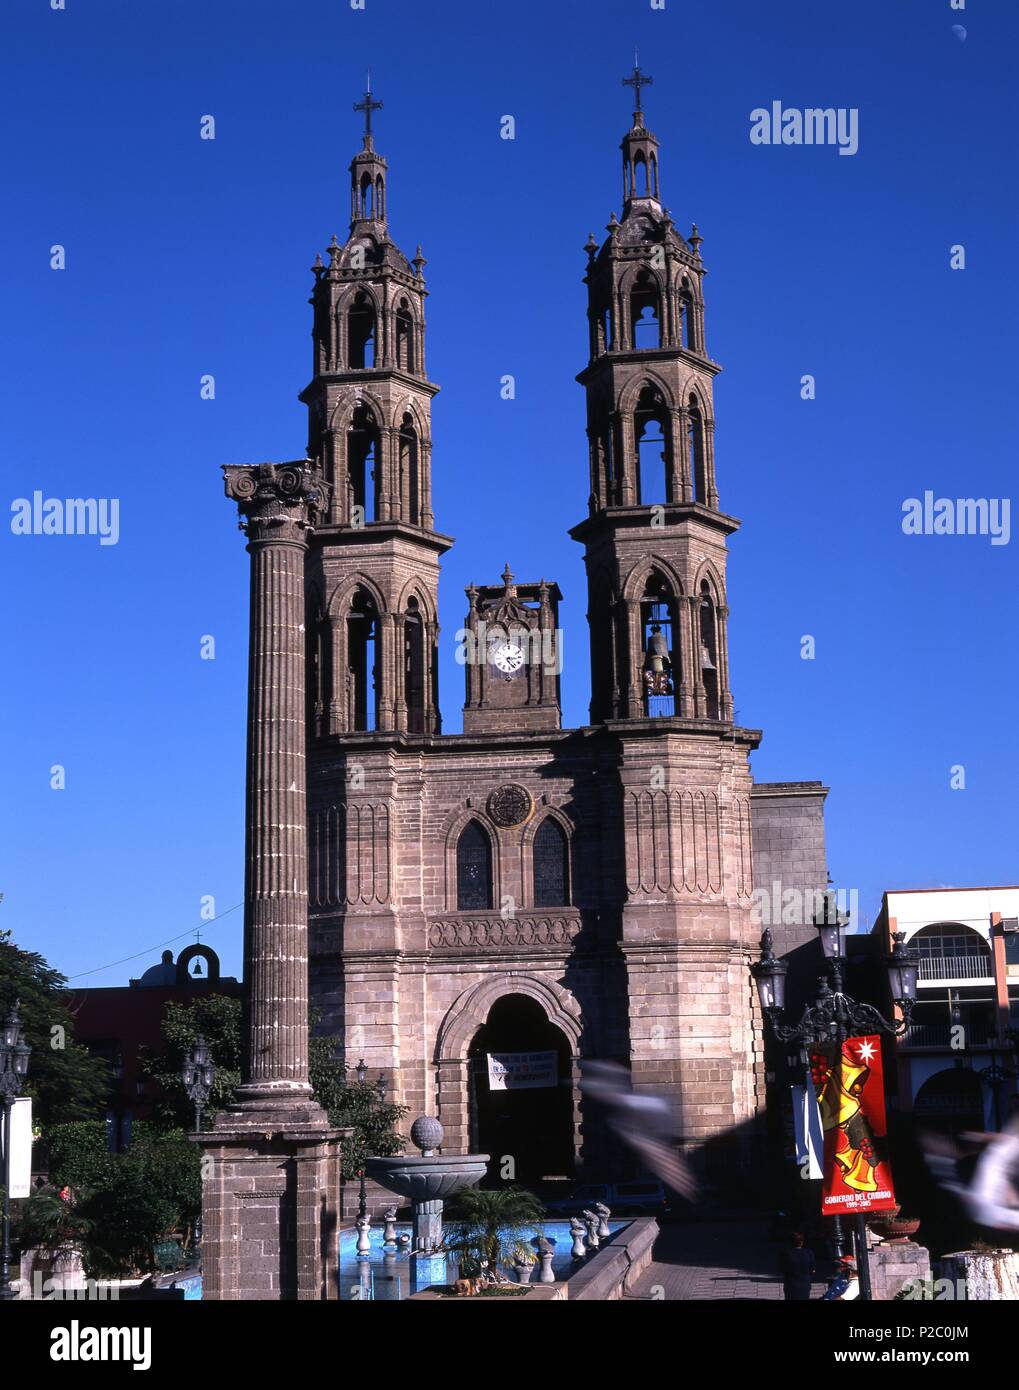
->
[491,641,525,675]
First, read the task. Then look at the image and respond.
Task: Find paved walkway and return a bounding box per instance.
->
[625,1218,829,1301]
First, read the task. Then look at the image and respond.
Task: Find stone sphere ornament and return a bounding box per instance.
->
[410,1115,444,1154]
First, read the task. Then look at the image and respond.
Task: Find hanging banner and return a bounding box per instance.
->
[487,1051,558,1090]
[4,1097,33,1199]
[811,1036,897,1216]
[791,1082,824,1179]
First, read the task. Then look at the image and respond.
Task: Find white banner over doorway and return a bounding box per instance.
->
[487,1051,558,1090]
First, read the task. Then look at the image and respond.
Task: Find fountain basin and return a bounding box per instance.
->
[364,1152,489,1203]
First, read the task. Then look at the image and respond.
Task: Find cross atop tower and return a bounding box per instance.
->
[622,58,653,115]
[354,74,383,144]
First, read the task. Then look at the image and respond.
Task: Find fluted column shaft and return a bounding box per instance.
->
[224,462,322,1105]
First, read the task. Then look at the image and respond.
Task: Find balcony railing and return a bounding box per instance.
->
[901,1023,996,1049]
[917,953,993,982]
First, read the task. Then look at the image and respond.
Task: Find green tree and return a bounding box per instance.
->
[34,1121,202,1275]
[0,929,110,1128]
[143,997,407,1177]
[443,1187,546,1276]
[139,994,242,1129]
[47,1120,115,1190]
[310,1032,408,1177]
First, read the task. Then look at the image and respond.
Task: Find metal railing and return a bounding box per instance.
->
[916,953,993,982]
[901,1023,995,1049]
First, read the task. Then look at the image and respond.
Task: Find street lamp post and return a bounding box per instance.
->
[0,1003,31,1302]
[751,900,919,1300]
[181,1035,215,1134]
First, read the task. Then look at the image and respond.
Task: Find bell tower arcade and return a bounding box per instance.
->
[571,68,736,726]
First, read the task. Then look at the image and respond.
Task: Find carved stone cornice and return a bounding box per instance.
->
[223,461,324,547]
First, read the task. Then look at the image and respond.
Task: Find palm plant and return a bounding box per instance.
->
[443,1186,545,1278]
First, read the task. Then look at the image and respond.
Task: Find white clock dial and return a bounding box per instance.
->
[492,642,525,674]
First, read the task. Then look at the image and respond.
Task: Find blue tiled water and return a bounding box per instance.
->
[339,1220,626,1301]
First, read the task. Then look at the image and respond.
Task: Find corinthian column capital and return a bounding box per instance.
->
[223,461,324,546]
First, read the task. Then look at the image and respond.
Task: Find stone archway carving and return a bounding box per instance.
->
[436,974,583,1063]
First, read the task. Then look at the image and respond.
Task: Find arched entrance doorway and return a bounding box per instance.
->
[467,994,575,1186]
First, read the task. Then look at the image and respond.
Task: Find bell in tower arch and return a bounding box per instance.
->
[643,622,673,697]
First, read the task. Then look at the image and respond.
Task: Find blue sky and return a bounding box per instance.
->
[2,0,1016,985]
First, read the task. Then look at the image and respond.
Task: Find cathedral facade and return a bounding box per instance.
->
[282,82,829,1182]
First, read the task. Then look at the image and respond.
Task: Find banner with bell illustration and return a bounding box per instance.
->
[810,1035,897,1216]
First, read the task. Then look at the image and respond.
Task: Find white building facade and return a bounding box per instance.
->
[874,887,1019,1132]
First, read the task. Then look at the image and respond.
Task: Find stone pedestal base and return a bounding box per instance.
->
[867,1236,932,1301]
[197,1106,346,1301]
[413,1199,444,1254]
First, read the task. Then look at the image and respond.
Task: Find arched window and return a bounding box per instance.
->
[679,282,695,350]
[634,385,669,504]
[699,580,719,720]
[348,292,375,369]
[911,924,993,980]
[640,572,680,717]
[533,818,570,907]
[633,153,649,198]
[404,596,426,734]
[630,272,660,349]
[602,427,617,503]
[457,820,493,911]
[395,301,414,372]
[348,404,380,523]
[359,173,374,219]
[307,604,329,724]
[347,590,379,731]
[687,398,707,503]
[398,413,420,524]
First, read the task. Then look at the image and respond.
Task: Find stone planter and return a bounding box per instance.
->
[871,1216,921,1242]
[513,1263,535,1284]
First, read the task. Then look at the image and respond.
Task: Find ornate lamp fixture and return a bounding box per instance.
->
[181,1034,215,1133]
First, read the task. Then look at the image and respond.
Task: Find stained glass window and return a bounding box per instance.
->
[457,820,492,911]
[533,818,569,908]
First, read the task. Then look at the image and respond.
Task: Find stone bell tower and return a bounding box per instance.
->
[301,80,452,738]
[571,64,735,726]
[570,68,764,1153]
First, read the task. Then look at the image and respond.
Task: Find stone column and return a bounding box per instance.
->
[228,462,318,1105]
[199,461,346,1301]
[705,419,719,509]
